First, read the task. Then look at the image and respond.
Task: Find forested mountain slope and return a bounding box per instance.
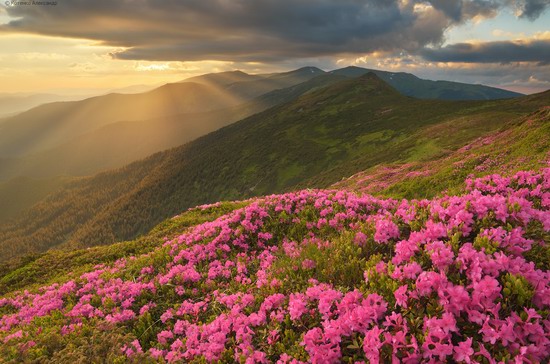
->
[0,74,545,261]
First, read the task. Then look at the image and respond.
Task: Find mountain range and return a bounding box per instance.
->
[0,66,526,223]
[0,67,521,179]
[0,68,344,181]
[0,70,546,262]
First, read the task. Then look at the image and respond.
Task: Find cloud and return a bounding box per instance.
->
[420,39,550,64]
[518,0,549,20]
[428,0,502,21]
[1,0,545,63]
[0,1,412,61]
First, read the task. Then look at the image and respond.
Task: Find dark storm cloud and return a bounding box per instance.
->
[519,0,550,20]
[0,0,548,62]
[1,0,417,61]
[425,0,547,22]
[420,40,550,64]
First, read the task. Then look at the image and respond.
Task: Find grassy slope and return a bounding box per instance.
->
[0,92,547,363]
[333,105,550,198]
[1,107,546,297]
[0,75,547,262]
[1,111,546,300]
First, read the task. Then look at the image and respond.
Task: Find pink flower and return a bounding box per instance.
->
[267,329,280,345]
[301,259,316,270]
[160,309,174,323]
[394,285,408,308]
[375,261,387,274]
[479,320,500,345]
[105,309,135,324]
[363,326,385,363]
[3,330,24,343]
[401,262,422,279]
[374,218,399,243]
[426,241,454,271]
[472,276,501,308]
[157,330,174,345]
[288,293,308,320]
[454,338,474,363]
[442,284,470,314]
[354,232,367,246]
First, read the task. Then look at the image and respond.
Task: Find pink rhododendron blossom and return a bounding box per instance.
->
[1,169,549,363]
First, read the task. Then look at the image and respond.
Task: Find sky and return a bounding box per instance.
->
[0,0,549,95]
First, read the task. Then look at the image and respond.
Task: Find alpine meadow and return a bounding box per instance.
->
[0,1,549,363]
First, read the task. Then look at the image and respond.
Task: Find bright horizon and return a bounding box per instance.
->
[1,1,549,95]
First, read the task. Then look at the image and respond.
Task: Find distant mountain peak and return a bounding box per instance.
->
[297,66,324,73]
[330,65,522,100]
[352,72,402,96]
[197,69,250,77]
[273,66,325,77]
[333,65,365,72]
[351,71,393,86]
[180,70,260,86]
[359,71,381,80]
[214,70,250,77]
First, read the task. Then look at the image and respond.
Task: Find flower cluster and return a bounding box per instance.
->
[0,169,548,363]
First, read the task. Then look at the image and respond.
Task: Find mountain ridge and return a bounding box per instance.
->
[331,65,523,100]
[0,73,346,182]
[0,81,244,158]
[0,74,546,261]
[0,66,524,173]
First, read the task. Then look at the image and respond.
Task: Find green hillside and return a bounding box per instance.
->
[0,74,546,262]
[0,66,521,180]
[333,105,550,197]
[0,74,345,224]
[5,104,547,289]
